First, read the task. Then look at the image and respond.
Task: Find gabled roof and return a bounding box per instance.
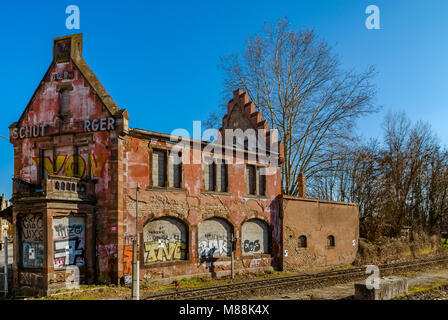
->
[12,34,120,128]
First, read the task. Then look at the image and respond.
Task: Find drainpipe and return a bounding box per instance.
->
[132,184,140,300]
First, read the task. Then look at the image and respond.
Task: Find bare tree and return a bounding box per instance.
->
[216,18,378,195]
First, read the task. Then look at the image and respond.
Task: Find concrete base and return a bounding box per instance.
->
[354,277,408,300]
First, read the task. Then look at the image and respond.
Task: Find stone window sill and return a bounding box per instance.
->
[243,194,268,200]
[201,190,232,196]
[146,186,186,193]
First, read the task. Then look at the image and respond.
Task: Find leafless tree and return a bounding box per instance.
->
[215,18,378,195]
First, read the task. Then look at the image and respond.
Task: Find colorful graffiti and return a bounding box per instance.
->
[32,153,107,178]
[21,214,44,268]
[142,217,188,263]
[22,242,44,268]
[123,245,141,274]
[53,216,85,268]
[123,245,132,274]
[144,240,187,263]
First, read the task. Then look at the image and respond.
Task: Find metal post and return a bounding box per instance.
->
[231,234,235,280]
[131,185,140,300]
[4,236,8,297]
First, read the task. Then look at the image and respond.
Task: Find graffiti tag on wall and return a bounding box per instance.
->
[53,216,85,268]
[144,240,187,262]
[21,214,44,268]
[123,245,141,274]
[32,153,107,178]
[241,219,269,255]
[21,214,43,241]
[243,240,261,253]
[142,218,188,263]
[198,235,230,258]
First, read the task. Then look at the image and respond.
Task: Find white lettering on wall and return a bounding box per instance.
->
[12,117,115,139]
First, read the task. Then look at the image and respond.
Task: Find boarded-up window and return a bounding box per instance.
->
[246,165,256,195]
[198,218,232,258]
[53,216,86,268]
[60,89,69,113]
[258,167,266,196]
[152,149,182,188]
[41,149,53,181]
[169,151,182,188]
[152,150,166,187]
[218,162,228,192]
[246,165,267,196]
[20,213,44,268]
[143,217,187,263]
[241,219,269,255]
[203,159,216,191]
[204,158,228,192]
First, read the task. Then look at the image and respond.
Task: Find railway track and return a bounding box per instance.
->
[143,255,448,300]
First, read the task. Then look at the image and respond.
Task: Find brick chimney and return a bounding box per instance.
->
[298,173,306,198]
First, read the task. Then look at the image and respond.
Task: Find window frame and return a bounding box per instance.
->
[298,235,307,248]
[202,157,229,193]
[150,147,183,190]
[327,235,335,248]
[245,164,267,197]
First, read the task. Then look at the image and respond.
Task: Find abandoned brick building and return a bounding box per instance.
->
[8,34,359,294]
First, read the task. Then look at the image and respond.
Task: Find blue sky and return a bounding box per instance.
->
[0,0,447,198]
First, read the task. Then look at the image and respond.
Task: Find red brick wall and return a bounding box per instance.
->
[119,134,282,282]
[281,196,359,271]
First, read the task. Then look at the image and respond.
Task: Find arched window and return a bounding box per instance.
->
[198,217,232,258]
[298,235,307,248]
[327,235,335,247]
[241,219,269,255]
[143,217,188,263]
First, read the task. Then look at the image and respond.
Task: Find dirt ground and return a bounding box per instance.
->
[247,264,448,300]
[22,263,448,300]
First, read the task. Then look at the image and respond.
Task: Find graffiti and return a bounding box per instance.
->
[144,240,187,262]
[198,237,230,258]
[19,272,43,286]
[97,244,118,273]
[54,222,83,238]
[243,240,261,253]
[241,219,268,255]
[21,214,44,268]
[21,214,43,241]
[53,217,85,268]
[32,153,107,178]
[123,245,140,274]
[65,266,80,290]
[22,241,44,268]
[249,258,261,268]
[142,217,188,263]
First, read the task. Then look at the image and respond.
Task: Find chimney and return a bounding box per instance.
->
[53,33,83,63]
[298,173,306,198]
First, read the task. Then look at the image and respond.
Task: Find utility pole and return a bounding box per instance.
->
[231,234,236,280]
[132,184,140,300]
[3,236,7,297]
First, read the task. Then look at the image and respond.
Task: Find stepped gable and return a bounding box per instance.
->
[220,89,283,158]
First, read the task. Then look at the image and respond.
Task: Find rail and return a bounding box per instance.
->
[143,255,448,300]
